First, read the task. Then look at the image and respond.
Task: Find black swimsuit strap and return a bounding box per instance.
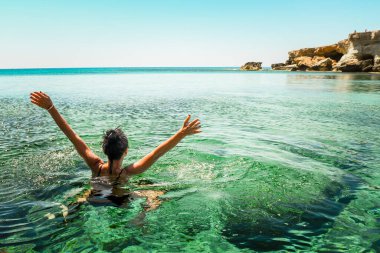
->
[96,163,124,181]
[115,168,124,181]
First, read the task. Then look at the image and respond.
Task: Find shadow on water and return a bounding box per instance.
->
[222,173,361,252]
[222,139,370,252]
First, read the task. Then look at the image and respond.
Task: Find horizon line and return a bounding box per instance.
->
[0,66,263,71]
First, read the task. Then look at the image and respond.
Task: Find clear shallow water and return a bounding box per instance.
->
[0,68,380,252]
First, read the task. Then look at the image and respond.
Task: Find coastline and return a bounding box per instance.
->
[241,29,380,73]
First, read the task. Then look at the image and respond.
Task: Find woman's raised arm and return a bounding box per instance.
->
[30,91,103,171]
[125,115,201,176]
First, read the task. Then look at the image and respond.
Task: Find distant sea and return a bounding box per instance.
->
[0,67,380,252]
[0,67,243,75]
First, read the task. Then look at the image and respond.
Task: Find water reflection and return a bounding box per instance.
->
[286,72,380,93]
[286,72,380,80]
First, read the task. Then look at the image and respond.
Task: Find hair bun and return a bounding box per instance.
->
[105,129,118,142]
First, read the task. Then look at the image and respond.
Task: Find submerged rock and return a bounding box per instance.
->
[240,62,262,71]
[271,30,380,72]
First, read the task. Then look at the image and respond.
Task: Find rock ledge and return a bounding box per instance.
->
[271,30,380,72]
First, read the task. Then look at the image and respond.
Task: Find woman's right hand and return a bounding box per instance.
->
[180,115,202,136]
[30,91,54,110]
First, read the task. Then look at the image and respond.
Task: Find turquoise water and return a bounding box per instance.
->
[0,68,380,252]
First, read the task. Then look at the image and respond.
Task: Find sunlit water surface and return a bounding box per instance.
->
[0,68,380,252]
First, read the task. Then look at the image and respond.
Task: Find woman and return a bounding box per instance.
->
[30,91,201,212]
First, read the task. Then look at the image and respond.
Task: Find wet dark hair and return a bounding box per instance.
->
[102,128,128,175]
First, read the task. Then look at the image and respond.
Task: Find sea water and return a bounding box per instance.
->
[0,68,379,252]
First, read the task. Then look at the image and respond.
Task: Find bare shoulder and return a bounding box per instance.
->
[122,163,138,177]
[91,158,104,175]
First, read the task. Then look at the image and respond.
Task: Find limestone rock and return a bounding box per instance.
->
[294,56,313,70]
[240,62,262,71]
[314,44,344,61]
[335,57,362,72]
[288,43,346,62]
[335,58,374,72]
[311,58,333,71]
[281,43,346,71]
[289,48,315,59]
[312,56,326,62]
[314,44,338,56]
[337,39,350,54]
[282,64,298,71]
[270,30,380,72]
[336,30,380,72]
[271,64,297,71]
[361,59,374,72]
[373,55,380,72]
[271,63,286,70]
[292,56,333,71]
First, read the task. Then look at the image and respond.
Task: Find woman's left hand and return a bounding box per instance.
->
[180,115,202,136]
[30,91,54,110]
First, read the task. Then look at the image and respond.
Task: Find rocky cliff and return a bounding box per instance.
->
[272,30,380,72]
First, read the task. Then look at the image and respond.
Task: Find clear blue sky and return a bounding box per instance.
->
[0,0,379,68]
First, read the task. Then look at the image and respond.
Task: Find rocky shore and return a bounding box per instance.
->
[272,30,380,72]
[241,30,379,72]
